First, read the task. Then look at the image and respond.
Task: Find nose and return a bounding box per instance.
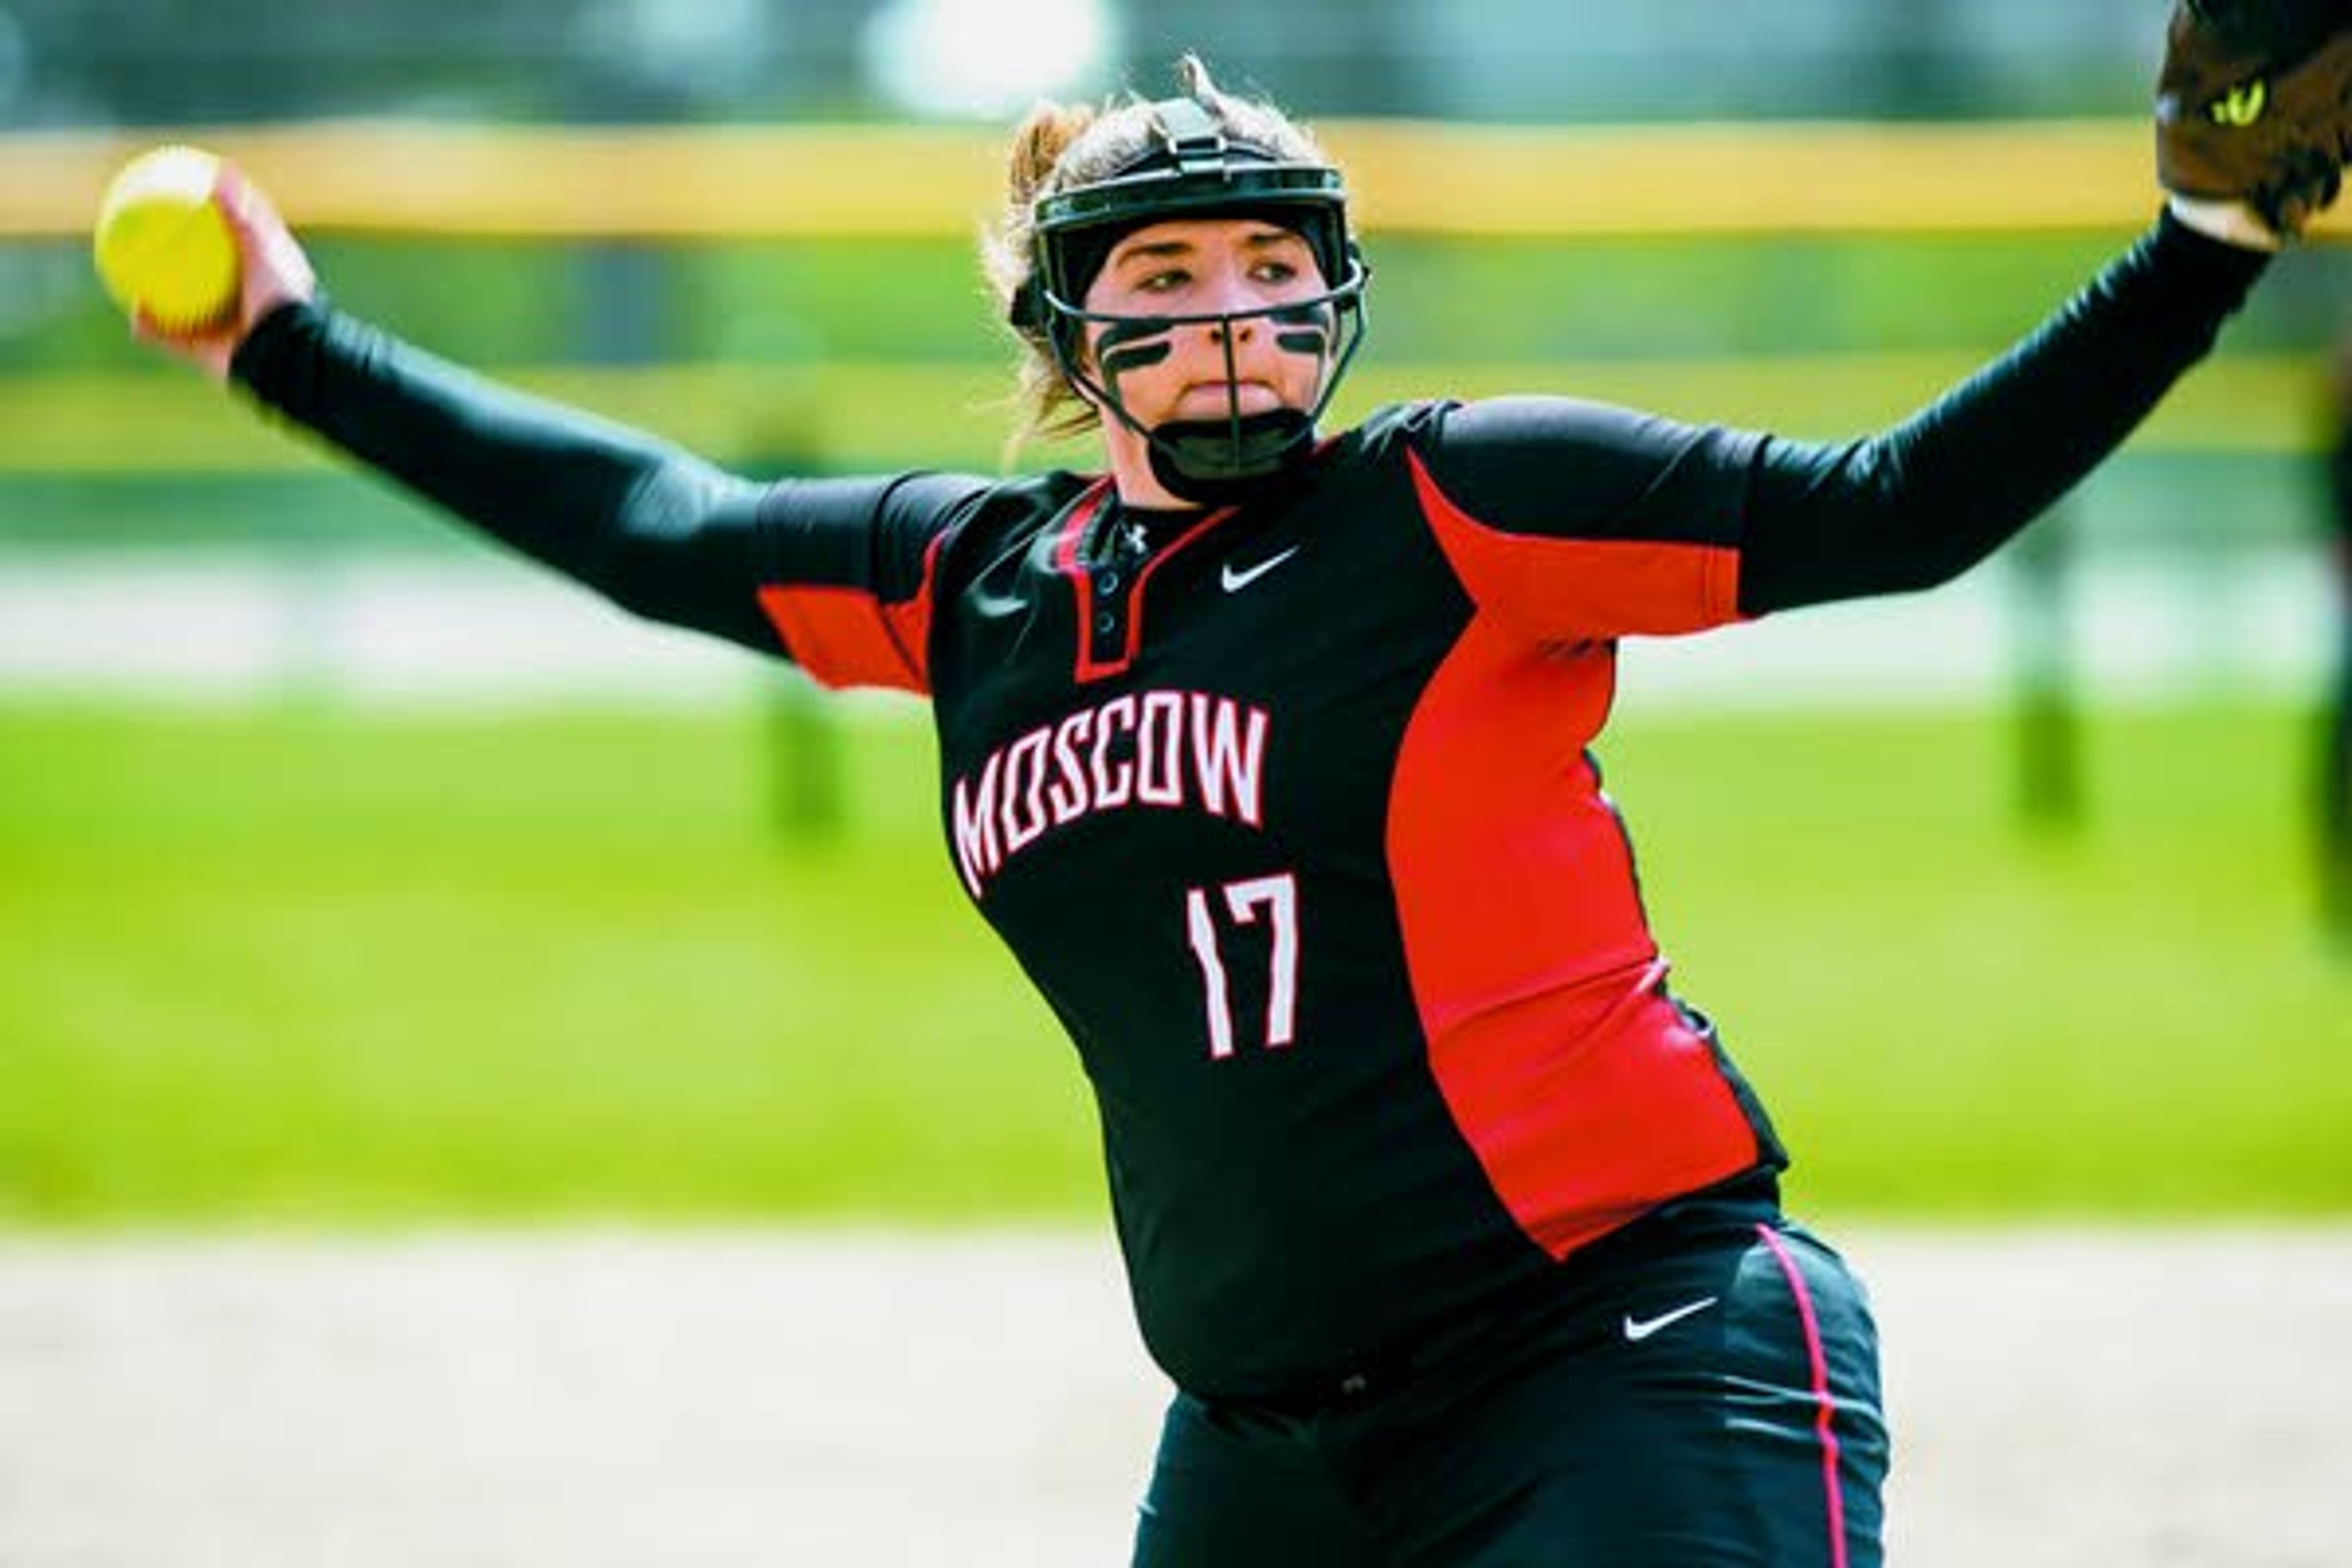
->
[1197,268,1260,343]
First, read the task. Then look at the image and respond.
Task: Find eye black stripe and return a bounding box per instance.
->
[1098,318,1175,350]
[1102,340,1174,375]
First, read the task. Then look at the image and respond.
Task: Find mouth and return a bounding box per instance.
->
[1175,380,1283,417]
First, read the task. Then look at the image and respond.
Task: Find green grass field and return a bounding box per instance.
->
[2,696,2347,1227]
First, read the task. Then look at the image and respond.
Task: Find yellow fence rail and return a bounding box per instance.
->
[4,119,2348,241]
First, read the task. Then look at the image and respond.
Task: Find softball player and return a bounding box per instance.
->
[143,13,2348,1564]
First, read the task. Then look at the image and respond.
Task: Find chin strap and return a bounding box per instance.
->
[1144,410,1319,504]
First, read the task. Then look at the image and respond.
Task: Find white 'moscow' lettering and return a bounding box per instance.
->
[951,687,1273,897]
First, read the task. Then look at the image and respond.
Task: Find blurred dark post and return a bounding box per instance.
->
[751,428,845,841]
[566,57,843,846]
[739,434,845,846]
[2320,331,2352,942]
[766,668,845,840]
[2009,505,2081,832]
[571,75,681,368]
[1857,0,1967,118]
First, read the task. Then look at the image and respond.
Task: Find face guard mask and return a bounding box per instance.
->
[1010,97,1372,505]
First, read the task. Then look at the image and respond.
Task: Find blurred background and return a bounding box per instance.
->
[2,0,2349,1229]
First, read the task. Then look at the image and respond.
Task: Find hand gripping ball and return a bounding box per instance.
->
[92,145,241,332]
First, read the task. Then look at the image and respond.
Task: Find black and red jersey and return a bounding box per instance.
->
[231,209,2267,1400]
[756,399,1782,1396]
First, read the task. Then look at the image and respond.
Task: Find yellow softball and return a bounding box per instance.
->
[92,145,241,331]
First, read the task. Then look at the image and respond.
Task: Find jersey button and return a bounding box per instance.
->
[1096,571,1121,594]
[1095,611,1118,635]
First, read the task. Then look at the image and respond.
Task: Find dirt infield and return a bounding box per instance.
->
[1,1227,2345,1566]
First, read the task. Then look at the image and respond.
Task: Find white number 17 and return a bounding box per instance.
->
[1183,873,1300,1060]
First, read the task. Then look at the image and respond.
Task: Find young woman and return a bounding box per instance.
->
[141,16,2346,1565]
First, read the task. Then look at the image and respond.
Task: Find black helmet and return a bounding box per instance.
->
[1011,94,1371,503]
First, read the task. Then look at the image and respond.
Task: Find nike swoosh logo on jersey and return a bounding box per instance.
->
[1621,1295,1719,1343]
[1221,546,1301,593]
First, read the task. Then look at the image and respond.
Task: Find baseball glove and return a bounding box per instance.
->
[2156,0,2352,238]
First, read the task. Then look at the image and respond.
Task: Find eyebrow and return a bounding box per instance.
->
[1111,229,1308,266]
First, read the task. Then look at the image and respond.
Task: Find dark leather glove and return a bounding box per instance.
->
[2156,0,2351,243]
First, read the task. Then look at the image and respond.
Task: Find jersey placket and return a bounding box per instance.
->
[1057,491,1237,684]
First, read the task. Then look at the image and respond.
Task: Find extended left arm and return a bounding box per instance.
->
[1743,0,2347,616]
[1735,211,2267,615]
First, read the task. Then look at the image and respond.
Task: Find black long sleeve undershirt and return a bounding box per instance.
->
[1734,209,2269,615]
[230,306,785,653]
[232,208,2268,636]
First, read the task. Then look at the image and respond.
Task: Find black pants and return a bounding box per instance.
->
[1131,1191,1887,1567]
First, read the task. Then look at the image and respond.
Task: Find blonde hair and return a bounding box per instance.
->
[981,55,1339,450]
